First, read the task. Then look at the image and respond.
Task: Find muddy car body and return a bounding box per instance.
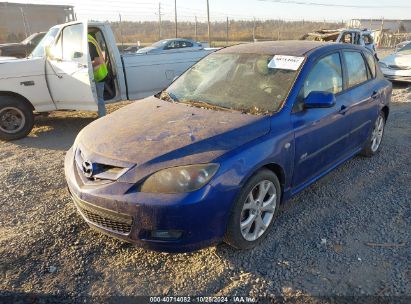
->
[65,41,391,252]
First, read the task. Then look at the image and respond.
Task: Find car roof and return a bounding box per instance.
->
[217,40,369,57]
[162,38,194,42]
[217,41,332,56]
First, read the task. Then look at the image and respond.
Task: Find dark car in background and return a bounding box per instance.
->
[0,32,46,58]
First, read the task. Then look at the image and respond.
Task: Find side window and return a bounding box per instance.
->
[364,51,376,78]
[303,53,343,98]
[181,41,193,48]
[61,24,84,61]
[166,41,178,49]
[341,32,352,44]
[363,34,373,45]
[343,51,368,87]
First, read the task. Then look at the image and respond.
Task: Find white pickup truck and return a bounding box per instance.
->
[0,21,215,140]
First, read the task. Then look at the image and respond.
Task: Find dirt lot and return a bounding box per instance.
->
[1,84,410,302]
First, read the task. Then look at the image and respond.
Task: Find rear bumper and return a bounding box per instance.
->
[384,75,411,83]
[381,68,411,83]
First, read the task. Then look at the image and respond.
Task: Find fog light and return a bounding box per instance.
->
[151,230,183,240]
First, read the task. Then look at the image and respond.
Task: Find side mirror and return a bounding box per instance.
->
[304,91,336,109]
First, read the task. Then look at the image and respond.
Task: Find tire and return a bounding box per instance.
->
[361,111,386,157]
[0,96,34,141]
[224,169,281,250]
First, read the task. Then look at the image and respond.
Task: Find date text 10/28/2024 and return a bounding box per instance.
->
[149,296,257,303]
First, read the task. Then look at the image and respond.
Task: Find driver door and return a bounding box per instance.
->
[46,22,98,111]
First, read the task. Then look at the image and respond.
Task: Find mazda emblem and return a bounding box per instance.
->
[82,160,94,178]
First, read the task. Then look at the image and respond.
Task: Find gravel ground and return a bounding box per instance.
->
[1,84,410,302]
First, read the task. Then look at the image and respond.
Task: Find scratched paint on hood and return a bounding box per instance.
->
[78,96,271,183]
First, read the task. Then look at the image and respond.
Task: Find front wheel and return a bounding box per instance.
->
[0,96,34,141]
[361,112,386,157]
[224,169,281,250]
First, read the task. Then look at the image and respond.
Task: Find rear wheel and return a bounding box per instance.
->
[361,111,385,157]
[224,169,281,249]
[0,96,34,141]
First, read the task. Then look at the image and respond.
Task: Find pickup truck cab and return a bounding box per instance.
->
[0,21,214,140]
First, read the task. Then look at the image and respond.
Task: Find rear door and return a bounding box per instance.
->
[46,22,98,111]
[342,50,380,150]
[291,52,352,190]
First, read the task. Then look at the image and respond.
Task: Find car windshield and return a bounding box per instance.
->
[163,53,300,115]
[398,42,411,54]
[151,40,169,48]
[30,28,59,58]
[21,33,38,44]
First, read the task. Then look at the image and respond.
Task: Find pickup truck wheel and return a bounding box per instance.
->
[361,112,385,157]
[0,96,34,141]
[224,169,281,250]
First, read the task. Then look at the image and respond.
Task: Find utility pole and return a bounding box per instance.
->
[20,8,30,38]
[226,17,229,46]
[195,16,198,41]
[207,0,211,46]
[175,0,178,38]
[158,2,162,40]
[119,13,124,52]
[253,17,256,42]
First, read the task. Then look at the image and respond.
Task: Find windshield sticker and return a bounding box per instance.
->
[268,55,305,70]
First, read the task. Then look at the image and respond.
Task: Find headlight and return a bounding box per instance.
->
[379,62,388,68]
[140,164,219,194]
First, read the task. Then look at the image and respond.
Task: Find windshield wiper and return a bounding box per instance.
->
[180,100,232,112]
[158,90,178,102]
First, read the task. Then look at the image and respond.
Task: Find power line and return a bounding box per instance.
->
[258,0,411,9]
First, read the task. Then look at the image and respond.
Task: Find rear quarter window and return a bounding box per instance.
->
[343,51,368,87]
[363,51,376,78]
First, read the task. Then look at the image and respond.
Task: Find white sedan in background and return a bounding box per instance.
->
[379,43,411,83]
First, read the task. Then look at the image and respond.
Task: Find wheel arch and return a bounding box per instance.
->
[0,91,35,111]
[243,162,286,202]
[381,105,389,121]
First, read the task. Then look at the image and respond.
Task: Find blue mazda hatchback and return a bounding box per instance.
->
[65,41,391,252]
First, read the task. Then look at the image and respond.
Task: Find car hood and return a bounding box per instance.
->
[381,52,411,68]
[77,97,271,183]
[0,56,18,61]
[0,43,21,48]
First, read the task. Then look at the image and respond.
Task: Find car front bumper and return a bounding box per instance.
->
[381,67,411,83]
[64,147,239,253]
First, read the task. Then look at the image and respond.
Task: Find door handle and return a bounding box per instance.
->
[77,63,87,68]
[339,105,348,115]
[371,90,379,99]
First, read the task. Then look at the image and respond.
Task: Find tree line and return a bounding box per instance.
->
[110,19,344,45]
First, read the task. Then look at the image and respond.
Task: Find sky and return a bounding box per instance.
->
[4,0,411,22]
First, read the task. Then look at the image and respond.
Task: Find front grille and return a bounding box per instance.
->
[72,194,133,234]
[81,208,132,234]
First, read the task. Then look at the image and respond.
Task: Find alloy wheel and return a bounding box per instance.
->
[371,115,384,153]
[240,180,277,242]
